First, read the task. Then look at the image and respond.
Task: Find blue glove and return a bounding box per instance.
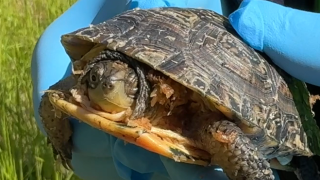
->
[229,0,320,87]
[31,0,236,180]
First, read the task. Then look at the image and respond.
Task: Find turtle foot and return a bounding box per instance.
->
[39,76,75,170]
[199,120,274,180]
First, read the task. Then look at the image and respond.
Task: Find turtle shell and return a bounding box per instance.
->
[61,7,314,158]
[56,7,319,165]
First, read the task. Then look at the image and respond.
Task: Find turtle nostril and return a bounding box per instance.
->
[107,84,114,89]
[102,81,114,90]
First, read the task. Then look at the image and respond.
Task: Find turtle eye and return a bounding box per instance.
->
[90,74,97,82]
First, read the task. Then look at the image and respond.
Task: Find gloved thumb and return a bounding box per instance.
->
[229,0,320,86]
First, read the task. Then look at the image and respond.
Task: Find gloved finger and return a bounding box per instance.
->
[73,150,155,180]
[71,120,166,179]
[72,153,122,180]
[72,128,156,180]
[161,156,281,180]
[112,138,168,175]
[31,0,107,134]
[69,118,113,156]
[70,117,162,180]
[92,0,130,25]
[160,156,229,180]
[73,145,156,180]
[129,0,224,15]
[229,0,320,86]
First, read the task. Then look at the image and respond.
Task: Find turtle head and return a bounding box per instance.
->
[85,60,139,113]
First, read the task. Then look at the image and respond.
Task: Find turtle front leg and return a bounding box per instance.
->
[196,120,274,180]
[39,76,76,170]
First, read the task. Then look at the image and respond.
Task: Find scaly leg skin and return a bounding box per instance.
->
[39,76,76,170]
[196,120,274,180]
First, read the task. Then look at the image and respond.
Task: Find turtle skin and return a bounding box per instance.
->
[39,76,75,169]
[39,7,320,180]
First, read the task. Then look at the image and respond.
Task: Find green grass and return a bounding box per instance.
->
[0,0,80,179]
[316,0,320,12]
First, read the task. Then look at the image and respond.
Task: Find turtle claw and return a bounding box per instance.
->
[62,159,73,171]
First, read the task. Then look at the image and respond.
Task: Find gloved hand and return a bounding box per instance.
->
[229,0,320,87]
[31,0,242,180]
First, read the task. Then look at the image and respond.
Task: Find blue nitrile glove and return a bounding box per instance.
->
[229,0,320,87]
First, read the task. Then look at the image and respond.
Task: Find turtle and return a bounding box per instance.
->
[38,7,320,180]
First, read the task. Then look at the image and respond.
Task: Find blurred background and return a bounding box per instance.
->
[0,0,80,179]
